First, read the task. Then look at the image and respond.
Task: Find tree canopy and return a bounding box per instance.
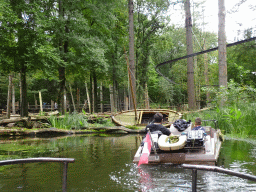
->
[0,0,255,115]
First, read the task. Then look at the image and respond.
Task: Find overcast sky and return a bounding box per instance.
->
[168,0,256,42]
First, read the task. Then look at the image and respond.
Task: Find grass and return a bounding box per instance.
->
[184,102,256,138]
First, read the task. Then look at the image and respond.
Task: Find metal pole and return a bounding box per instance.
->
[62,162,68,192]
[183,164,256,182]
[0,158,75,191]
[192,169,197,192]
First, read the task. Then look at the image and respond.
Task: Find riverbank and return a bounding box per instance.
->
[0,126,146,138]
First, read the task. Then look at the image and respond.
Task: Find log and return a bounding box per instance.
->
[0,116,47,125]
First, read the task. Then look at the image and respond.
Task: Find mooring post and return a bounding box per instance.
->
[192,169,197,192]
[62,162,68,192]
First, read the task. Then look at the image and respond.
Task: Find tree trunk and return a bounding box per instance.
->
[35,94,38,110]
[20,65,28,117]
[58,0,68,114]
[92,77,95,113]
[85,82,91,114]
[184,0,196,110]
[124,96,129,111]
[100,82,103,113]
[12,80,15,115]
[109,85,115,114]
[69,83,76,112]
[64,88,67,112]
[7,75,12,119]
[93,72,98,113]
[114,81,118,111]
[76,88,80,112]
[128,0,136,110]
[203,41,210,107]
[194,56,200,109]
[145,83,150,109]
[218,0,227,107]
[39,91,43,113]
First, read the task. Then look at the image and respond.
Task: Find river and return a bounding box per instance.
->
[0,134,255,191]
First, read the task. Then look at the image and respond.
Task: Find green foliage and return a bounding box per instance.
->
[0,0,254,121]
[202,80,256,107]
[48,112,115,130]
[186,81,256,138]
[49,113,89,130]
[227,29,256,86]
[126,125,140,130]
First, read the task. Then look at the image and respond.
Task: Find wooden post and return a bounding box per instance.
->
[124,96,129,111]
[69,83,76,112]
[7,75,12,119]
[39,91,43,113]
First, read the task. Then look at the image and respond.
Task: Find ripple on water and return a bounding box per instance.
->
[109,163,193,192]
[109,162,256,192]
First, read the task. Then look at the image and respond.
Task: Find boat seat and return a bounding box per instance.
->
[169,123,192,135]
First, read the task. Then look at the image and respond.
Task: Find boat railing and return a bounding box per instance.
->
[182,164,256,192]
[0,157,75,192]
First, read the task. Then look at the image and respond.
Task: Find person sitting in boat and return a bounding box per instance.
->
[192,117,205,132]
[145,113,171,136]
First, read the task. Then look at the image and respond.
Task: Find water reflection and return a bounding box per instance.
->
[0,135,255,191]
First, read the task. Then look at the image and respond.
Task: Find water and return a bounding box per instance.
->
[0,135,255,191]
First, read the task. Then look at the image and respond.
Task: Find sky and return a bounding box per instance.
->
[169,0,256,42]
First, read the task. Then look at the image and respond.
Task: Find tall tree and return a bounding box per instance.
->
[128,0,136,110]
[184,0,196,109]
[218,0,227,107]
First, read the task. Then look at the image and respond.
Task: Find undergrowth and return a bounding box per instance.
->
[48,110,115,130]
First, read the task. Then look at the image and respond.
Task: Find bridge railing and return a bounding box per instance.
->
[0,157,75,192]
[182,164,256,192]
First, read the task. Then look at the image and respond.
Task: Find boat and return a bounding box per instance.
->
[112,109,182,128]
[133,119,223,165]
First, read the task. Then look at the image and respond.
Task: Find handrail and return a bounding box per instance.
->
[182,164,256,192]
[0,157,75,192]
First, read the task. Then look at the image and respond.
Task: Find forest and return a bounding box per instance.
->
[0,0,255,137]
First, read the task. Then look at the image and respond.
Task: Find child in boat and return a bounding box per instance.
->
[145,113,171,136]
[192,117,205,132]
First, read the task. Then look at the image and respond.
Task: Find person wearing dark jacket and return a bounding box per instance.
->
[145,113,171,136]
